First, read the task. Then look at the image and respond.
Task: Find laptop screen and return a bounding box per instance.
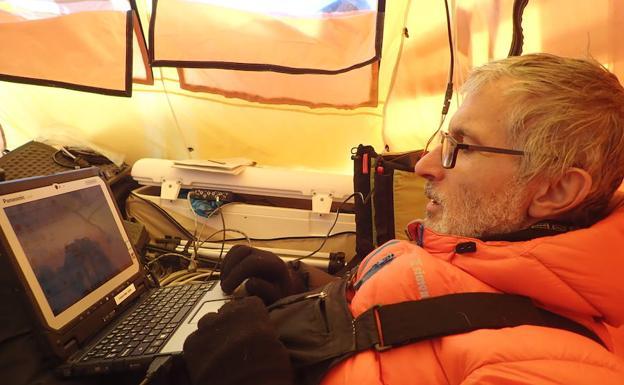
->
[4,185,133,315]
[0,175,141,330]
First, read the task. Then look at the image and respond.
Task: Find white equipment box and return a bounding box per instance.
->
[129,159,357,264]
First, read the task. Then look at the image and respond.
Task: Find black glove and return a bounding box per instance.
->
[183,296,295,385]
[220,245,308,305]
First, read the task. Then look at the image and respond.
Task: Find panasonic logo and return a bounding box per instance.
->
[3,196,25,204]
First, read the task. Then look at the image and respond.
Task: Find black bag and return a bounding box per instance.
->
[268,280,353,385]
[269,279,604,385]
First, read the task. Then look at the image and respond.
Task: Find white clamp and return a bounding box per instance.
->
[160,178,182,200]
[312,192,333,214]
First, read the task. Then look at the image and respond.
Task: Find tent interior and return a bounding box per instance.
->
[2,0,623,170]
[1,0,624,363]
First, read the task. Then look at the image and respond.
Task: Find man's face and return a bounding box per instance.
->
[414,81,534,238]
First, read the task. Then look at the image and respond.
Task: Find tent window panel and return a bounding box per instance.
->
[0,10,131,95]
[150,0,385,74]
[178,62,378,108]
[0,0,151,95]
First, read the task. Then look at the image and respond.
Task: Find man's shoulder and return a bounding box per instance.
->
[349,239,494,315]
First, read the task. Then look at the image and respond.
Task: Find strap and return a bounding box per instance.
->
[480,220,578,242]
[354,292,604,352]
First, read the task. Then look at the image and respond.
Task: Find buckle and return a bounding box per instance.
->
[371,305,393,352]
[373,342,393,352]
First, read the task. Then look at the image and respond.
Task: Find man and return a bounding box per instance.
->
[183,53,624,385]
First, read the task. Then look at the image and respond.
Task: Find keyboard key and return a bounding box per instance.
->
[145,346,160,355]
[171,306,192,323]
[141,335,156,343]
[155,333,169,340]
[131,343,150,356]
[119,347,133,357]
[84,283,213,361]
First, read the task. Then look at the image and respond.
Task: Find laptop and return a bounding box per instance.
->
[0,168,229,377]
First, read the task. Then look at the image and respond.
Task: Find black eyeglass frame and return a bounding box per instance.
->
[438,131,525,169]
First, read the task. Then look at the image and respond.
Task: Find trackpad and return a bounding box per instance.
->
[189,300,228,324]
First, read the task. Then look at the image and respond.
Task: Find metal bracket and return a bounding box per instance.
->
[312,192,333,214]
[160,178,181,200]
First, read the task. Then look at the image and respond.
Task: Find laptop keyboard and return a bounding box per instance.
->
[80,281,216,362]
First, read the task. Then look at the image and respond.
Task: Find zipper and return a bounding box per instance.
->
[353,253,395,291]
[416,223,425,247]
[268,289,328,310]
[358,240,400,276]
[304,292,327,300]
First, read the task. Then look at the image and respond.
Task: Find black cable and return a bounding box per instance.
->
[144,245,219,270]
[135,186,356,241]
[206,209,227,282]
[132,189,361,266]
[52,147,93,169]
[292,191,371,262]
[52,150,79,169]
[143,264,161,288]
[441,0,454,117]
[380,0,455,161]
[145,243,189,255]
[218,209,226,260]
[145,252,193,267]
[421,0,456,156]
[507,0,529,57]
[374,149,426,175]
[177,231,356,244]
[138,355,172,385]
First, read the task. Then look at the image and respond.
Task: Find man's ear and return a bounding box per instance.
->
[527,168,593,220]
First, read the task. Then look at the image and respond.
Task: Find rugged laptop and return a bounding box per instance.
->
[0,168,228,377]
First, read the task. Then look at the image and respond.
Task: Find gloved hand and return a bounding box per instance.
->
[220,245,308,305]
[183,296,295,385]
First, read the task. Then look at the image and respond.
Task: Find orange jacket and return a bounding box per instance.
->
[321,205,624,385]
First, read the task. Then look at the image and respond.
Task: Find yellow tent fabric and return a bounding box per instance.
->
[0,1,151,96]
[0,0,622,174]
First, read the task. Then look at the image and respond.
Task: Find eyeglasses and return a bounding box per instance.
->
[426,131,525,169]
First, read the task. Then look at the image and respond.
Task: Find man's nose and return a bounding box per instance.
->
[414,145,444,181]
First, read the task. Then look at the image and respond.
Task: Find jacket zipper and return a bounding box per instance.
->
[358,240,400,275]
[353,253,396,290]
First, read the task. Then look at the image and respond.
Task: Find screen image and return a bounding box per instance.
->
[4,185,133,315]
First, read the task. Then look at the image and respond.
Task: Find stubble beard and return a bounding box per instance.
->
[423,179,531,238]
